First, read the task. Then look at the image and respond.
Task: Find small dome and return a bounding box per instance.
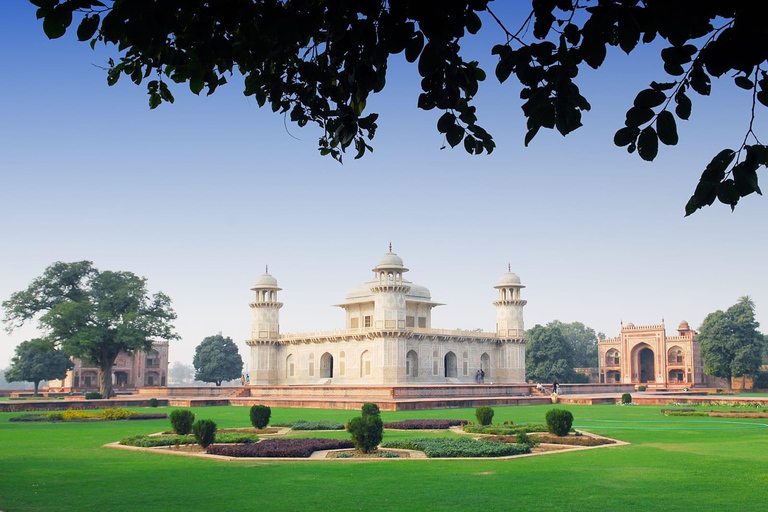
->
[678,320,690,330]
[376,251,404,269]
[252,272,280,289]
[495,268,523,289]
[626,322,635,328]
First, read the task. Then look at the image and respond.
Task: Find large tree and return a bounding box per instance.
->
[698,296,764,390]
[3,261,178,398]
[526,323,577,383]
[193,334,244,386]
[28,1,768,213]
[5,338,73,396]
[547,320,600,368]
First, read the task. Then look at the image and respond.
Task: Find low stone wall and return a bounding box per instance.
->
[137,387,238,397]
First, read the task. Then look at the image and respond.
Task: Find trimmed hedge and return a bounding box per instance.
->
[348,403,383,453]
[545,409,574,436]
[383,419,467,430]
[127,413,169,420]
[475,407,494,426]
[463,423,548,435]
[206,438,354,458]
[119,432,259,447]
[193,419,217,448]
[290,420,345,430]
[621,393,632,404]
[170,409,195,435]
[250,405,271,429]
[381,437,530,458]
[84,392,102,400]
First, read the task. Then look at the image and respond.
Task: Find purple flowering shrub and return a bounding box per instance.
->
[207,438,354,458]
[382,419,467,430]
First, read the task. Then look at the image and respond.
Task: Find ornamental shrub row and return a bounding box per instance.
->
[62,409,100,420]
[206,438,354,458]
[380,437,530,458]
[119,431,259,447]
[463,423,548,435]
[127,413,168,420]
[84,392,103,400]
[290,420,345,430]
[120,435,196,447]
[382,419,467,430]
[101,407,135,421]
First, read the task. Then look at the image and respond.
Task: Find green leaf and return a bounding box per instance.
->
[446,124,464,147]
[466,11,482,35]
[613,126,639,147]
[633,89,666,108]
[625,106,654,127]
[716,179,739,209]
[733,162,762,197]
[637,126,659,161]
[76,14,100,41]
[675,93,692,120]
[524,125,540,147]
[495,61,512,84]
[580,38,606,69]
[405,32,424,64]
[437,112,454,134]
[418,42,439,77]
[701,149,735,181]
[190,78,204,95]
[735,76,754,90]
[757,91,768,108]
[656,111,678,146]
[43,7,72,40]
[650,81,676,92]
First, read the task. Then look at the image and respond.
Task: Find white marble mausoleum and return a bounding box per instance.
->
[246,249,528,385]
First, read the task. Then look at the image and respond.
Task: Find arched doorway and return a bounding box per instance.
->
[114,371,129,388]
[444,351,457,378]
[638,347,655,383]
[286,354,295,378]
[360,350,372,377]
[480,353,490,380]
[320,352,333,378]
[406,350,418,378]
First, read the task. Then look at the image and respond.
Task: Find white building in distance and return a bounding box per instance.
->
[246,249,528,385]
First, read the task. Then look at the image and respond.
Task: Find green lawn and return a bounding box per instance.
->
[1,404,767,512]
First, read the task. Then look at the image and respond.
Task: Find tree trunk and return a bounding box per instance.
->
[33,380,40,397]
[100,364,113,398]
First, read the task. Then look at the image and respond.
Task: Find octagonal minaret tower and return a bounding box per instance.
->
[494,264,527,339]
[370,244,411,331]
[247,267,283,384]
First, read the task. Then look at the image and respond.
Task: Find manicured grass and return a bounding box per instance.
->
[1,404,767,511]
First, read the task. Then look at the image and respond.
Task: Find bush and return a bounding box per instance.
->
[127,413,168,420]
[9,414,51,422]
[380,437,530,458]
[119,434,195,447]
[475,406,495,426]
[169,409,195,435]
[213,432,259,444]
[193,419,217,448]
[84,392,103,400]
[637,385,647,392]
[545,409,574,436]
[290,420,345,430]
[463,423,548,435]
[47,413,64,422]
[348,403,383,453]
[207,438,354,458]
[361,402,380,418]
[515,432,540,448]
[101,407,136,421]
[621,393,632,404]
[62,409,100,421]
[249,405,271,429]
[383,419,467,430]
[148,398,158,407]
[754,371,768,389]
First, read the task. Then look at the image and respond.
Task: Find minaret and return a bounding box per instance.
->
[246,266,283,384]
[370,244,411,331]
[494,264,527,339]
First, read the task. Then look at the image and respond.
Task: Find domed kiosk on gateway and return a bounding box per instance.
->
[246,248,529,386]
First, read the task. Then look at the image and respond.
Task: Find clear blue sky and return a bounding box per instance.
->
[1,2,766,369]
